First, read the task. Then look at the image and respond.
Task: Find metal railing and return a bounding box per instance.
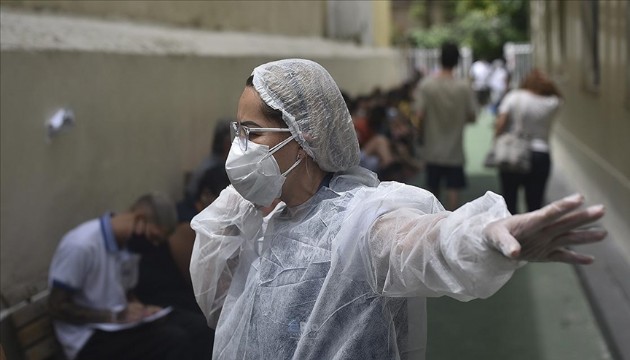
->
[410,43,532,87]
[503,42,533,88]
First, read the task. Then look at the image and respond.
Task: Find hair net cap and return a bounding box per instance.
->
[252,59,360,172]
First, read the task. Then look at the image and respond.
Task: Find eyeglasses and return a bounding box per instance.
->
[230,121,291,151]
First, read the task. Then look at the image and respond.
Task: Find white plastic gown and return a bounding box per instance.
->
[190,167,521,360]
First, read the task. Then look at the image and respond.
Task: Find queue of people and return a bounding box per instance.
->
[347,42,502,211]
[48,49,594,360]
[346,80,423,184]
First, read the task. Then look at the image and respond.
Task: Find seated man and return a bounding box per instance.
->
[133,166,230,358]
[48,193,196,360]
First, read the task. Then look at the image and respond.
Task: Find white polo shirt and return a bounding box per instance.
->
[49,213,140,360]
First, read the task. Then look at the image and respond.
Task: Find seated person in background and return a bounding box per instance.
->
[382,109,423,182]
[171,165,231,280]
[136,166,230,307]
[359,105,395,173]
[134,166,230,358]
[360,106,422,182]
[48,193,194,360]
[184,119,232,204]
[350,95,375,147]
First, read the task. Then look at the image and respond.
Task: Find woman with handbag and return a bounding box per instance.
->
[494,69,562,214]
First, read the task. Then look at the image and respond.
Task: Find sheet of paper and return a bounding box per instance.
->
[91,306,173,332]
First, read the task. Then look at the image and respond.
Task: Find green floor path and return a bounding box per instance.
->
[414,111,612,360]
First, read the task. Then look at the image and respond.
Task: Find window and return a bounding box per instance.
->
[558,1,566,62]
[581,0,600,92]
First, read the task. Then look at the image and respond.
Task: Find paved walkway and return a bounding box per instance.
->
[412,111,612,360]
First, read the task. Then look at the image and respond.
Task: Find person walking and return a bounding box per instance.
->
[495,69,562,213]
[414,41,478,210]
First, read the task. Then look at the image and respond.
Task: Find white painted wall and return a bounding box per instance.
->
[1,0,326,37]
[529,0,630,259]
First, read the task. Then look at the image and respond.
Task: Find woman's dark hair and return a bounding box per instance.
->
[245,75,286,126]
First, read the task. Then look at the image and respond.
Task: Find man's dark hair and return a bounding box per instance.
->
[440,42,460,69]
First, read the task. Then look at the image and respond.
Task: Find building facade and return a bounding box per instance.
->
[530,1,630,357]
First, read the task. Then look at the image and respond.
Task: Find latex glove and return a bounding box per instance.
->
[483,194,607,264]
[190,185,263,325]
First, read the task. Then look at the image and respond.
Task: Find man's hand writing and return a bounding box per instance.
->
[119,302,163,323]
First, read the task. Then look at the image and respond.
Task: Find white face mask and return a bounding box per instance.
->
[225,136,302,206]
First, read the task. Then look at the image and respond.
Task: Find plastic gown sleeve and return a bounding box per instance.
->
[189,185,263,326]
[365,191,523,301]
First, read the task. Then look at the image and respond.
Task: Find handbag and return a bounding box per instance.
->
[485,95,531,173]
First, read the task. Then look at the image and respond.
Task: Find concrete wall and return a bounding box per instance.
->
[326,0,374,45]
[530,0,630,258]
[0,9,407,304]
[0,0,326,37]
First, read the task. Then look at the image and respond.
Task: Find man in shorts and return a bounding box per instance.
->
[414,42,477,210]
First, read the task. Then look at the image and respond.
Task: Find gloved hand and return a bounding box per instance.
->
[190,185,264,325]
[483,194,607,264]
[192,185,263,240]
